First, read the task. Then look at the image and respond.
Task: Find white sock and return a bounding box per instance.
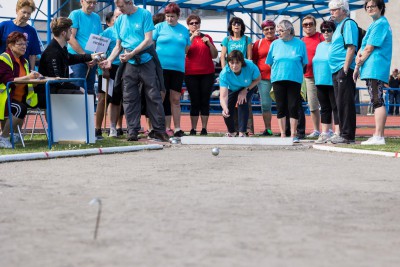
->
[174,128,181,133]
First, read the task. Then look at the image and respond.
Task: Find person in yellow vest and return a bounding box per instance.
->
[0,31,40,148]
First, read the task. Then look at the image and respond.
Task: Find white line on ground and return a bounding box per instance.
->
[313,144,399,158]
[0,144,163,163]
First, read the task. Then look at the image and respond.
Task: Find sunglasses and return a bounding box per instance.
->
[232,22,241,26]
[189,22,199,25]
[321,28,333,33]
[263,27,275,31]
[302,22,314,27]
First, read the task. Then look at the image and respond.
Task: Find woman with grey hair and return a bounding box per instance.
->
[266,20,307,143]
[353,0,392,145]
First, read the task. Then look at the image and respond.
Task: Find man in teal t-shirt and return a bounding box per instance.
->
[328,0,358,144]
[101,0,168,142]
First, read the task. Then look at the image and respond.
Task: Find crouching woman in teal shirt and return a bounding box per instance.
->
[219,50,261,137]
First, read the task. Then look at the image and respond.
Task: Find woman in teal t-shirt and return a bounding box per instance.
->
[353,0,392,145]
[312,20,340,144]
[266,20,307,143]
[220,17,253,135]
[153,3,190,137]
[220,17,252,68]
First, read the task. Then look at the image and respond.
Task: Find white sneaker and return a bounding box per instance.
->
[315,132,330,144]
[109,127,117,138]
[361,136,385,145]
[307,130,320,138]
[0,136,12,148]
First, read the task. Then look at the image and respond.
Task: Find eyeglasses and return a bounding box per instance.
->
[302,22,314,27]
[15,42,28,47]
[232,22,241,26]
[366,5,377,9]
[263,27,275,32]
[189,22,199,25]
[321,28,333,33]
[84,0,97,5]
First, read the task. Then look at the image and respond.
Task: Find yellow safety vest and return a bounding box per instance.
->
[0,52,38,120]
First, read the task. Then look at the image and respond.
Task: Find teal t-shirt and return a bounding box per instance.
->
[328,18,358,73]
[67,9,103,54]
[101,26,120,66]
[219,59,261,92]
[153,21,190,72]
[98,26,120,75]
[265,37,307,84]
[312,42,333,86]
[360,16,392,83]
[114,8,154,65]
[221,35,251,57]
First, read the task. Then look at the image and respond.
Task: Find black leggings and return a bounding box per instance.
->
[272,80,301,119]
[185,73,215,116]
[317,85,339,125]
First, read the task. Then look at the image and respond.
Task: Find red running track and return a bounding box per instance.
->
[24,113,400,137]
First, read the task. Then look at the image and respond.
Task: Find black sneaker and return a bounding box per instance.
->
[95,128,103,140]
[117,128,124,136]
[330,135,355,144]
[200,128,207,136]
[262,129,273,136]
[127,134,138,141]
[189,129,196,135]
[174,130,185,137]
[147,130,155,139]
[153,131,169,142]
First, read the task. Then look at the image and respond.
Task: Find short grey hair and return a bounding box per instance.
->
[278,20,295,36]
[329,0,350,15]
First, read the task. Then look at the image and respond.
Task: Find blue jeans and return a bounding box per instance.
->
[388,90,400,115]
[224,88,254,133]
[70,63,96,95]
[258,79,273,113]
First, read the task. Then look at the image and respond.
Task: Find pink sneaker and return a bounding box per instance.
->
[166,128,174,137]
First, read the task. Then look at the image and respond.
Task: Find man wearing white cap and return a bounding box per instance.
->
[328,0,358,144]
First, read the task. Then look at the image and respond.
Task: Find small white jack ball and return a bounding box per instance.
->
[211,147,220,156]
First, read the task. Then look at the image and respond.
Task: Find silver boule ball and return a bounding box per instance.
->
[94,55,100,61]
[169,137,175,142]
[171,139,179,144]
[100,54,107,60]
[211,147,220,156]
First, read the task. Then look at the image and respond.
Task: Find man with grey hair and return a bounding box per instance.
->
[101,0,168,142]
[328,0,358,144]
